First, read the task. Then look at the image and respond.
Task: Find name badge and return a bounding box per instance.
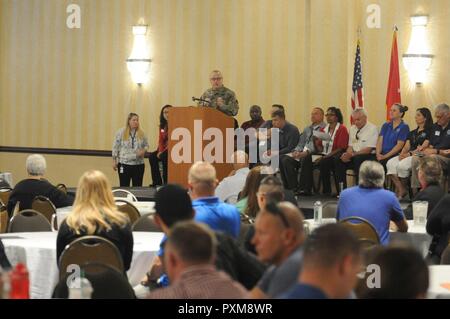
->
[435,131,441,136]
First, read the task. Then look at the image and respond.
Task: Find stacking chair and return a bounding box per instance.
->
[53,262,135,299]
[115,199,140,224]
[31,196,56,223]
[0,206,8,233]
[56,183,68,195]
[8,209,52,233]
[112,189,137,202]
[132,214,161,232]
[58,236,124,279]
[339,216,380,248]
[0,188,12,207]
[322,201,338,218]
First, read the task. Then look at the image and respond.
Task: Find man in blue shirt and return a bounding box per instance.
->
[189,161,241,239]
[337,161,408,245]
[280,224,362,299]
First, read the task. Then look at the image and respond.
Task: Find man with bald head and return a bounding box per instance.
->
[249,202,305,298]
[189,161,241,239]
[279,107,326,195]
[198,70,239,117]
[215,151,250,204]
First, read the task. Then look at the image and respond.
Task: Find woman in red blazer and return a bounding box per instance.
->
[314,107,349,195]
[149,105,172,187]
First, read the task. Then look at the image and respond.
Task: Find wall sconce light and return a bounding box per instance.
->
[402,15,434,85]
[126,25,152,85]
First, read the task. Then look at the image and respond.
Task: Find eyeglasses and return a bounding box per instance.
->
[265,202,290,228]
[210,77,222,81]
[355,129,361,140]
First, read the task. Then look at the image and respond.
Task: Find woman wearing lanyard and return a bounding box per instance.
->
[149,105,172,187]
[314,107,349,195]
[112,112,149,187]
[376,104,410,173]
[386,107,433,198]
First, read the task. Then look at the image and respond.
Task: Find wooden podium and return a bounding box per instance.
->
[167,107,234,187]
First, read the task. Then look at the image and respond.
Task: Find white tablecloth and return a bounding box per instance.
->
[428,266,450,299]
[57,201,155,216]
[1,231,164,299]
[305,219,432,257]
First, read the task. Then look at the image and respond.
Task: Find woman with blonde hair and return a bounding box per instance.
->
[112,112,149,186]
[56,170,134,270]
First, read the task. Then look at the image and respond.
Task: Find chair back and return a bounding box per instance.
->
[0,188,12,207]
[112,189,137,202]
[31,196,56,222]
[56,183,68,195]
[115,199,140,224]
[238,222,252,247]
[8,209,52,233]
[132,214,161,232]
[58,235,124,279]
[339,216,380,247]
[322,201,338,218]
[53,262,135,299]
[0,207,8,233]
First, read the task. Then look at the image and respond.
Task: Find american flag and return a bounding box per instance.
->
[351,41,364,114]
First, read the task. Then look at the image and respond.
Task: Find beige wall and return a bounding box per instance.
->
[1,0,449,185]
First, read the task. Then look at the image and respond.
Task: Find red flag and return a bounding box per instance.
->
[385,30,401,120]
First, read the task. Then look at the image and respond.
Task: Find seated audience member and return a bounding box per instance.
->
[386,107,433,198]
[334,108,378,189]
[149,104,171,187]
[403,157,445,220]
[261,109,300,164]
[313,107,349,195]
[357,246,428,299]
[279,107,326,195]
[147,221,249,299]
[244,175,299,253]
[376,103,410,171]
[280,224,362,299]
[259,104,285,130]
[241,105,265,130]
[189,161,241,239]
[235,166,268,218]
[411,103,450,190]
[7,154,74,216]
[337,161,408,245]
[56,170,133,271]
[136,184,265,297]
[426,194,450,264]
[250,202,305,298]
[215,151,250,204]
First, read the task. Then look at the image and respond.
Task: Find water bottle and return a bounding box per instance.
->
[10,263,29,299]
[314,201,323,224]
[68,277,93,299]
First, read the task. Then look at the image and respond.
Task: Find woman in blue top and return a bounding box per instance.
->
[376,103,410,172]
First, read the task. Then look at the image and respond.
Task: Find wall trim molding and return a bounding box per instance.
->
[0,146,112,157]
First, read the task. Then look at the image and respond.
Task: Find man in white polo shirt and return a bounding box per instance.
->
[334,108,378,189]
[215,151,250,204]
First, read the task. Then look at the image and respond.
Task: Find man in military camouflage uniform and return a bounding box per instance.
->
[198,70,239,117]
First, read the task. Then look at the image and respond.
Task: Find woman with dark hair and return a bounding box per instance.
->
[376,103,410,172]
[386,107,433,198]
[149,105,172,187]
[314,107,349,195]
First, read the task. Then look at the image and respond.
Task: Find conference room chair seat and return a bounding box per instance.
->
[31,195,57,223]
[339,216,380,249]
[58,235,124,279]
[115,199,141,224]
[8,209,52,233]
[53,262,136,299]
[132,214,161,232]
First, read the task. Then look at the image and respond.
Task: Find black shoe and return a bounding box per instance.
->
[296,190,312,196]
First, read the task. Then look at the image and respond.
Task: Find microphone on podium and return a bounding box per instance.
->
[192,96,212,106]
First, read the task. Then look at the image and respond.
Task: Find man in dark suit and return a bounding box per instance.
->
[403,156,445,220]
